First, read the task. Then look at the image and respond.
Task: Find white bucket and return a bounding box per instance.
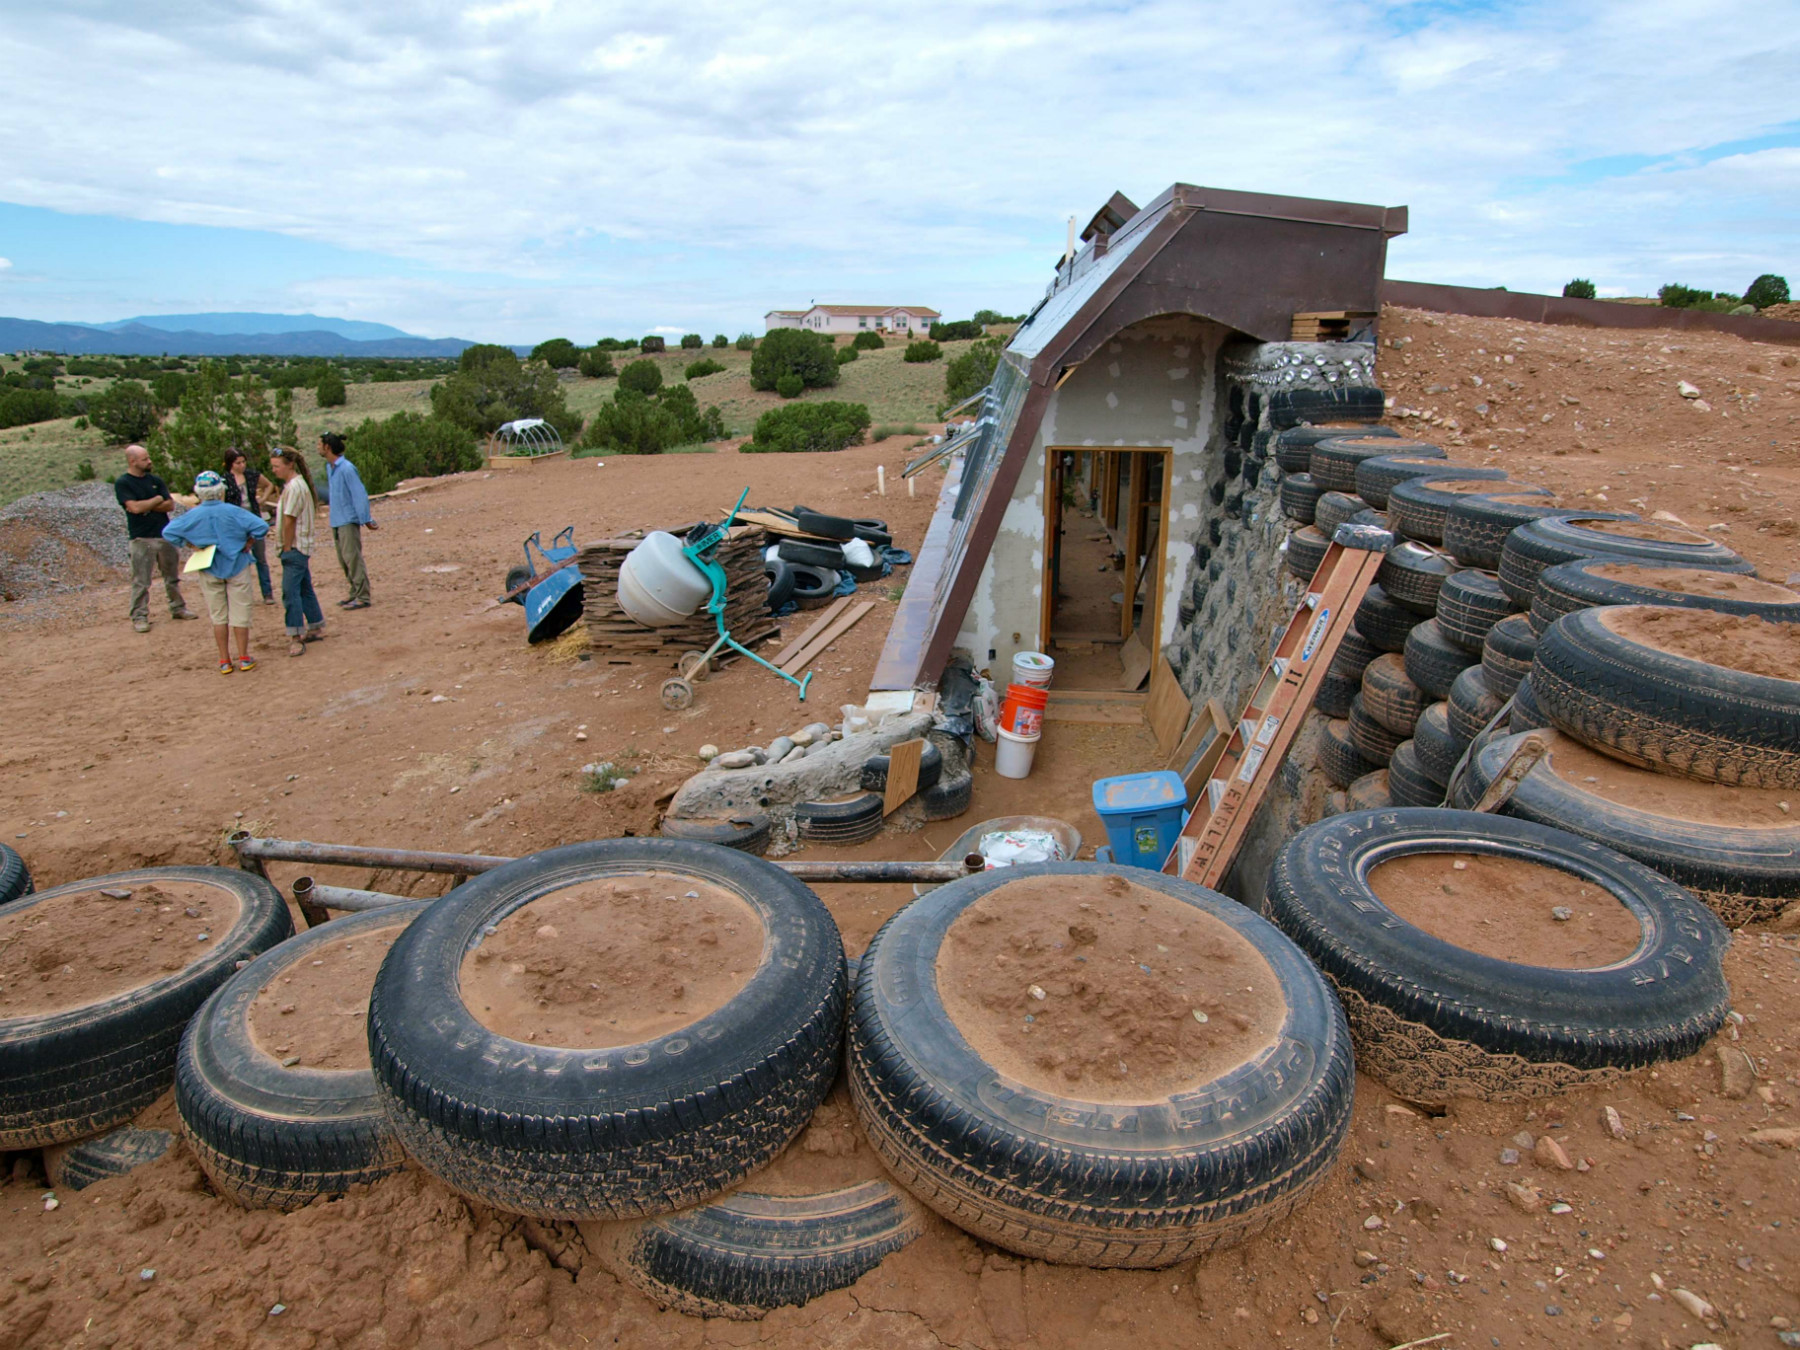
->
[994,725,1040,779]
[1012,651,1055,688]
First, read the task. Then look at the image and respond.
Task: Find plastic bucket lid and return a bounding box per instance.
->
[1013,652,1055,685]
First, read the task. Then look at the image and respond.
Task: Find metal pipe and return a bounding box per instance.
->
[775,857,983,883]
[292,876,414,916]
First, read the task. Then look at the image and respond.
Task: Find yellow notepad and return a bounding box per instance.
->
[182,545,216,573]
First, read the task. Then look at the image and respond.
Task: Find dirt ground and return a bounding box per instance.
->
[1,309,1799,1348]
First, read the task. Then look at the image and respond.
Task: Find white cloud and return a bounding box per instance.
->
[0,258,11,270]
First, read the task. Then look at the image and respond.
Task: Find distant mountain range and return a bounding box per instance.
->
[0,311,475,358]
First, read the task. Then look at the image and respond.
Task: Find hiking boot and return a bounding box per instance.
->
[132,617,150,634]
[171,609,199,621]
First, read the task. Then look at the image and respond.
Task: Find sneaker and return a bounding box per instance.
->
[343,598,371,610]
[217,660,235,676]
[337,599,354,608]
[236,656,257,673]
[261,595,277,606]
[132,618,150,633]
[171,609,199,621]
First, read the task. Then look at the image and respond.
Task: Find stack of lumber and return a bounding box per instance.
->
[1289,310,1375,342]
[577,527,778,661]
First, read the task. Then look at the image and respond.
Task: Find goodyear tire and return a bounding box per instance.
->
[1276,425,1397,475]
[1267,810,1731,1103]
[1481,614,1538,701]
[1530,559,1800,635]
[1465,729,1800,927]
[1320,717,1379,788]
[582,1180,924,1320]
[1286,525,1329,580]
[1360,654,1427,738]
[44,1125,173,1192]
[1348,694,1405,765]
[1387,470,1513,543]
[1314,492,1367,537]
[0,843,32,906]
[1497,513,1749,608]
[1442,490,1566,570]
[1354,450,1449,509]
[660,813,774,856]
[1403,618,1477,700]
[1354,583,1418,653]
[0,867,293,1150]
[1412,702,1462,786]
[1531,605,1800,788]
[1345,770,1391,811]
[1386,741,1444,807]
[922,765,974,821]
[847,863,1354,1267]
[1279,473,1322,524]
[178,902,429,1210]
[1511,677,1551,733]
[367,840,847,1220]
[1447,665,1505,744]
[860,742,943,794]
[796,793,885,845]
[1311,435,1427,493]
[1435,569,1513,653]
[1377,541,1457,616]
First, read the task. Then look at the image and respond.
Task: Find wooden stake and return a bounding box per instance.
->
[907,476,915,498]
[877,465,886,496]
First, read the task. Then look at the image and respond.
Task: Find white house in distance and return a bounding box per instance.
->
[764,304,941,336]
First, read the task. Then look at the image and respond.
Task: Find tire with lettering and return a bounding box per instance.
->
[367,839,847,1219]
[848,863,1354,1267]
[1267,810,1731,1103]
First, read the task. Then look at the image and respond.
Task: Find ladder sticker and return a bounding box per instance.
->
[1299,606,1332,663]
[1238,744,1267,783]
[1254,714,1280,746]
[1206,779,1226,810]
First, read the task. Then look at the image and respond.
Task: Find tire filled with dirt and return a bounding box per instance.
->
[1267,810,1731,1104]
[1497,513,1751,608]
[1274,424,1398,474]
[1529,559,1800,635]
[368,839,847,1220]
[848,863,1353,1268]
[1360,654,1428,738]
[1377,541,1458,617]
[1440,489,1566,570]
[1285,525,1329,580]
[0,867,293,1150]
[1435,569,1514,653]
[1532,605,1800,788]
[177,901,431,1210]
[1279,473,1322,524]
[1320,717,1380,787]
[1387,472,1514,543]
[1480,613,1538,701]
[1403,618,1477,700]
[1354,450,1449,509]
[1464,728,1800,927]
[1311,435,1437,493]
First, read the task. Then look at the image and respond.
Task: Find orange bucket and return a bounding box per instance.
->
[1000,683,1048,738]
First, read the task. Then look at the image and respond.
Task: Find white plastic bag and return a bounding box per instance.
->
[841,537,876,568]
[973,676,1000,742]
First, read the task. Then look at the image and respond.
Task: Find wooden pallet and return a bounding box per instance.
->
[577,529,778,661]
[1290,311,1376,343]
[1164,540,1385,889]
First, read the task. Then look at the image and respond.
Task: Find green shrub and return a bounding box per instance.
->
[679,333,703,349]
[775,373,804,399]
[531,338,581,369]
[746,401,871,454]
[659,384,726,441]
[834,346,859,366]
[88,380,159,442]
[0,387,62,429]
[341,412,480,494]
[1745,274,1791,309]
[1659,283,1713,309]
[594,337,630,351]
[316,369,348,407]
[577,397,680,456]
[618,359,664,396]
[851,331,885,351]
[751,328,839,392]
[942,337,1001,408]
[152,362,298,489]
[430,347,583,440]
[640,336,666,353]
[1562,279,1597,300]
[578,348,616,378]
[735,333,756,351]
[903,340,943,364]
[149,370,189,409]
[972,309,1019,326]
[457,343,518,372]
[684,358,726,380]
[928,320,983,341]
[712,334,729,348]
[75,459,96,481]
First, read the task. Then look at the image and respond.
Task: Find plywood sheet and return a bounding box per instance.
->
[882,739,924,816]
[1146,658,1190,758]
[1117,632,1151,691]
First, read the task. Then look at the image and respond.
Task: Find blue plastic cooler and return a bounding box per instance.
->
[1091,771,1187,870]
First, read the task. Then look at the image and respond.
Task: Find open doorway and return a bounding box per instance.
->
[1041,447,1170,691]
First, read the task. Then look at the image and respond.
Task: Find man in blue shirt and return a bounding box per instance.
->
[319,432,377,609]
[162,470,271,674]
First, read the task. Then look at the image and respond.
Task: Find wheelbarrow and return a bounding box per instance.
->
[504,526,584,644]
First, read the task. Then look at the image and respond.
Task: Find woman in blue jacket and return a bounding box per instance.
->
[162,470,272,674]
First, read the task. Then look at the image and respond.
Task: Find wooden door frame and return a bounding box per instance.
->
[1040,446,1172,666]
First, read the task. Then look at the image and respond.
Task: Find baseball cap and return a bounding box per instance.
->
[194,471,223,491]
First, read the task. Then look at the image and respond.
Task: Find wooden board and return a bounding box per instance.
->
[1044,689,1146,725]
[882,739,925,816]
[1174,699,1231,801]
[1145,658,1190,758]
[1117,632,1151,691]
[781,600,874,675]
[767,597,851,668]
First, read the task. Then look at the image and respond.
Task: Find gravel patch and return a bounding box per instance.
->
[0,481,144,602]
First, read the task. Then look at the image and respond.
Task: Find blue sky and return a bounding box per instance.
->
[0,0,1795,343]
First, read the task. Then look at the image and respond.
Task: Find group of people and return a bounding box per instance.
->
[115,434,378,670]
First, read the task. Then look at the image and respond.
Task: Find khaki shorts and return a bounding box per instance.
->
[199,568,255,628]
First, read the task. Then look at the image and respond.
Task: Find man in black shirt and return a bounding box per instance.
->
[115,444,195,632]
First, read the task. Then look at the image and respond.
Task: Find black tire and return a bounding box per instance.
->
[1316,668,1359,719]
[1360,654,1428,738]
[778,539,847,569]
[1531,605,1800,788]
[763,560,796,613]
[1322,790,1350,818]
[1348,693,1405,765]
[1345,770,1391,811]
[0,867,293,1150]
[1497,512,1749,608]
[585,1179,924,1320]
[1511,676,1551,733]
[1320,716,1380,787]
[43,1125,173,1192]
[852,518,891,545]
[504,564,533,605]
[660,814,773,856]
[367,839,847,1220]
[1267,809,1731,1102]
[789,565,840,610]
[1279,473,1322,524]
[1311,435,1432,493]
[1412,702,1462,785]
[1481,613,1537,700]
[1466,728,1800,927]
[1441,490,1568,570]
[921,765,974,821]
[1531,558,1800,635]
[795,793,886,845]
[1314,492,1367,537]
[1386,741,1445,807]
[860,742,944,794]
[1285,525,1329,579]
[793,510,856,542]
[0,843,30,906]
[1377,541,1457,616]
[1387,470,1515,544]
[1355,450,1449,509]
[1275,423,1398,474]
[1435,569,1514,653]
[1330,625,1382,683]
[1403,618,1477,701]
[178,902,430,1210]
[847,862,1354,1267]
[1447,665,1505,744]
[1354,583,1418,653]
[1348,509,1388,531]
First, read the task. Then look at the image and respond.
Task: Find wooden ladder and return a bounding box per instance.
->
[1165,540,1386,890]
